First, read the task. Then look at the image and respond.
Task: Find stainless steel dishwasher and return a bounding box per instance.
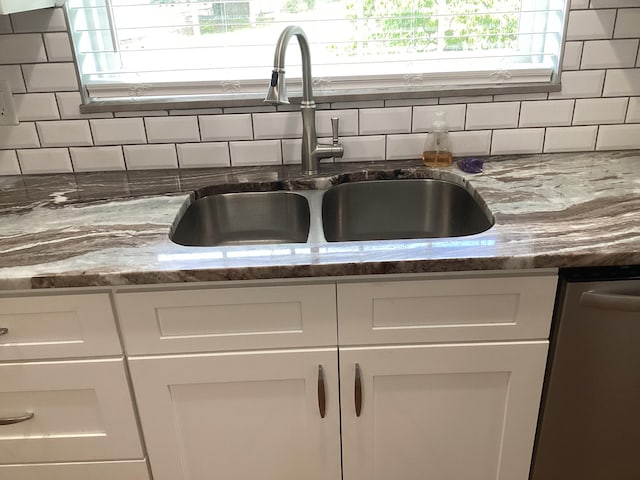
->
[531,266,640,480]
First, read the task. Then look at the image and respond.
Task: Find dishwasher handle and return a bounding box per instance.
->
[580,290,640,312]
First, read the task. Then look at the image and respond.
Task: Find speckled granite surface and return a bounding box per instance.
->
[0,151,638,290]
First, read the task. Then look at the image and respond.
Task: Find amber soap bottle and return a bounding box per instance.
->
[422,111,453,167]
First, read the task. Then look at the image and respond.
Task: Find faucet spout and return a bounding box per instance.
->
[265,25,343,176]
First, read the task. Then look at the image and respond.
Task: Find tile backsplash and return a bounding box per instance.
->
[0,2,639,175]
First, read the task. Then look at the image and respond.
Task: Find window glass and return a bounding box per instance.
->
[66,0,568,102]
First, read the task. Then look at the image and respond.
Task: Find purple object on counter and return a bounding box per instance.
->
[457,157,484,174]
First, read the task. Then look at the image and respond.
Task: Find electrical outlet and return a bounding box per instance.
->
[0,80,19,126]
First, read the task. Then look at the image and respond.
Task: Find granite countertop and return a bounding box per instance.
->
[0,151,638,290]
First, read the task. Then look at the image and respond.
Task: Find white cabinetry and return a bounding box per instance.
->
[117,271,557,480]
[0,292,148,480]
[0,0,58,15]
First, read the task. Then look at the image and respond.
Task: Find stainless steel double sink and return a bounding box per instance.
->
[170,179,494,247]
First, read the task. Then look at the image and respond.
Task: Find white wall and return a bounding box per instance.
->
[0,1,639,175]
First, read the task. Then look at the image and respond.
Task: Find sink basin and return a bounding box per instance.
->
[171,191,310,246]
[321,179,493,242]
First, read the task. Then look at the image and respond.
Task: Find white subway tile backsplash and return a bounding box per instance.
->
[70,146,125,172]
[0,14,12,33]
[573,97,628,124]
[627,97,640,122]
[229,140,281,166]
[200,114,253,141]
[90,118,147,145]
[614,9,640,39]
[385,98,438,107]
[17,148,72,174]
[124,144,178,169]
[176,143,230,168]
[37,120,92,147]
[282,139,302,165]
[570,0,590,8]
[0,124,39,148]
[0,66,26,93]
[491,129,545,154]
[450,131,492,156]
[14,93,59,121]
[549,70,605,99]
[386,134,424,161]
[440,96,493,104]
[340,135,386,162]
[590,0,639,7]
[493,93,548,102]
[253,112,302,140]
[581,39,639,69]
[224,105,275,114]
[566,9,616,41]
[331,100,384,109]
[519,100,574,127]
[545,126,598,152]
[0,150,20,175]
[0,34,46,64]
[360,107,411,135]
[22,63,78,92]
[413,105,466,132]
[56,92,113,119]
[316,110,358,137]
[43,33,73,62]
[562,42,583,71]
[603,69,640,96]
[11,8,67,33]
[596,124,640,149]
[145,116,200,143]
[466,102,520,130]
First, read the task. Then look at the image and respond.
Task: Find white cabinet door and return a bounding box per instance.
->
[129,348,341,480]
[0,460,150,480]
[0,358,143,464]
[340,342,548,480]
[338,275,557,345]
[0,293,122,361]
[117,284,337,354]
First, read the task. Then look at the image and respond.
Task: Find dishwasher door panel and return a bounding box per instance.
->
[531,279,640,480]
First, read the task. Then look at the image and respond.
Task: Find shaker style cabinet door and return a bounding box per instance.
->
[340,342,549,480]
[0,358,143,464]
[129,348,341,480]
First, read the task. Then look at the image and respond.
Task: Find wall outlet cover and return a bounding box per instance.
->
[0,80,19,126]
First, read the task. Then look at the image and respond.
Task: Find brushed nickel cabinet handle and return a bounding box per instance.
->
[0,412,34,425]
[317,365,326,419]
[355,363,362,417]
[0,328,8,336]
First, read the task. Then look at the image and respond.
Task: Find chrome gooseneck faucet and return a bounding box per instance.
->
[265,25,343,176]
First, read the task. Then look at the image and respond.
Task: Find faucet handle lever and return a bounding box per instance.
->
[331,117,340,145]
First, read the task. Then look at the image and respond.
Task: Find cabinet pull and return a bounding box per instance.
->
[317,365,326,419]
[0,412,34,425]
[0,327,7,336]
[355,363,362,417]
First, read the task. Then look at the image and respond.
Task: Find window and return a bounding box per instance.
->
[66,0,569,105]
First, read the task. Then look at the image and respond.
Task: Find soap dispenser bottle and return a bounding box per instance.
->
[422,111,453,167]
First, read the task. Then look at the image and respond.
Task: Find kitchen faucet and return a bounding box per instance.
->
[265,25,344,176]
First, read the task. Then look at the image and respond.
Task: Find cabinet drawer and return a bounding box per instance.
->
[116,284,337,355]
[0,460,149,480]
[0,358,143,464]
[338,275,557,345]
[0,293,122,361]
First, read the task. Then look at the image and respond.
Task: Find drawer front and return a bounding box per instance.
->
[0,294,122,361]
[337,275,557,345]
[116,284,337,355]
[0,460,149,480]
[0,358,143,464]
